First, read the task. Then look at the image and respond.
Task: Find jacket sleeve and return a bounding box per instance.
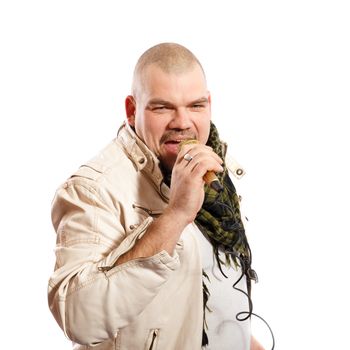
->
[48,177,180,346]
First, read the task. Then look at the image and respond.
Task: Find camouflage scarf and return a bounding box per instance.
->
[196,122,248,257]
[195,122,255,346]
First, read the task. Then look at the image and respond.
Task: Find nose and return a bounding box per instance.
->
[168,107,192,130]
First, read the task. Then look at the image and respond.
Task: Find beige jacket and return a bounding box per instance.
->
[49,123,205,349]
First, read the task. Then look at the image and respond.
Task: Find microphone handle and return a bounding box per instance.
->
[203,171,224,192]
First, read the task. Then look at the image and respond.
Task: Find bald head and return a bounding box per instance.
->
[132,43,206,98]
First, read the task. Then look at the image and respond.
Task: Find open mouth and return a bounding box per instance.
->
[163,140,183,154]
[164,140,181,145]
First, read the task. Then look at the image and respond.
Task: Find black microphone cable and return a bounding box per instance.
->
[212,197,275,350]
[224,248,275,350]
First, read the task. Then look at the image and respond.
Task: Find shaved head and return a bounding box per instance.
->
[125,43,211,171]
[132,42,206,98]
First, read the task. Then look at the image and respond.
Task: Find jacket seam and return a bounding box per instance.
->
[65,180,106,237]
[65,273,107,297]
[76,144,131,185]
[65,180,99,200]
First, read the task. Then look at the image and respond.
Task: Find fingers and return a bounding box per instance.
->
[187,154,224,180]
[177,144,224,175]
[177,144,223,164]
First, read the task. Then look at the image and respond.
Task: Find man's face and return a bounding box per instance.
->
[127,64,211,171]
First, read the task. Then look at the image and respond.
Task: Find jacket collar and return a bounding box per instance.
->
[117,122,170,200]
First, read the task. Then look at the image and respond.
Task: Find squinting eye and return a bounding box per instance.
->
[192,104,205,109]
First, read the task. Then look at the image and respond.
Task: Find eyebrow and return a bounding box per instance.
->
[189,97,209,105]
[147,99,174,107]
[147,97,209,107]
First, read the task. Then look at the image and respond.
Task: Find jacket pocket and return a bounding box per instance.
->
[145,329,159,350]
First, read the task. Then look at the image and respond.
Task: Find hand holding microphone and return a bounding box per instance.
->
[179,139,224,192]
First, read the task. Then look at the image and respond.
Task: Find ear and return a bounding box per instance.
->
[125,95,136,126]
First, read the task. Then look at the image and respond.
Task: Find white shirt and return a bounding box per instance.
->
[196,231,251,350]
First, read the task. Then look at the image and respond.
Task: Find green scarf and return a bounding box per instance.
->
[195,122,255,346]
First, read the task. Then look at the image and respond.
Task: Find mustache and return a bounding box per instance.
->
[160,130,197,144]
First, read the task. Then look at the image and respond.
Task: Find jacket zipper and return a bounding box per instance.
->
[149,330,158,350]
[132,204,163,216]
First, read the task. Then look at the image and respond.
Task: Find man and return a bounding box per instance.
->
[48,43,264,350]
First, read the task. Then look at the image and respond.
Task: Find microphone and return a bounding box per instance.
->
[179,139,224,192]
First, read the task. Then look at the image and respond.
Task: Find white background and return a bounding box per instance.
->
[1,1,349,349]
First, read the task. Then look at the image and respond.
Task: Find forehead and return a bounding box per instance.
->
[139,64,208,103]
